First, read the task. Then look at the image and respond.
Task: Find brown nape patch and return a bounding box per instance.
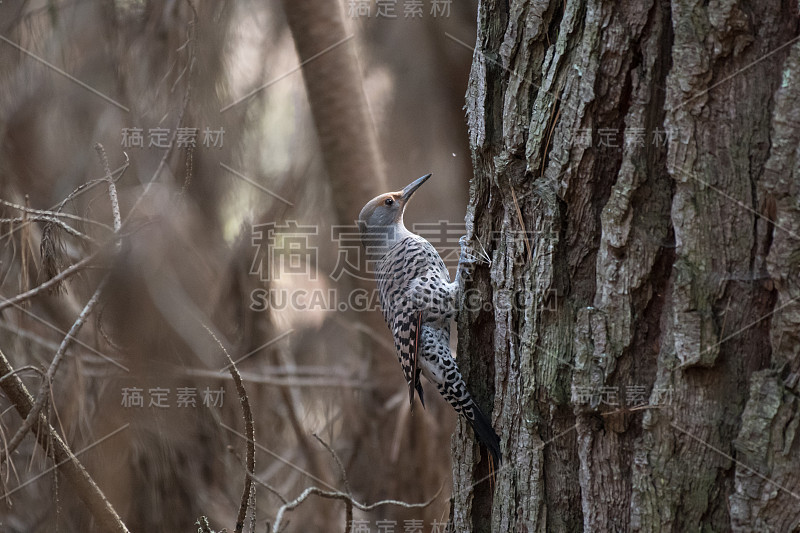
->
[394,194,407,221]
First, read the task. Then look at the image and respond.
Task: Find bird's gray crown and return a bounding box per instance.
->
[358,173,431,254]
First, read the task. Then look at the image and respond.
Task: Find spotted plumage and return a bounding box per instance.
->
[377,235,453,408]
[359,173,502,466]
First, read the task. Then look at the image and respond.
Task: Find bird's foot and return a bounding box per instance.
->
[458,236,491,278]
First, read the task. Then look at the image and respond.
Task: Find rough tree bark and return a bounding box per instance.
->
[454,1,800,531]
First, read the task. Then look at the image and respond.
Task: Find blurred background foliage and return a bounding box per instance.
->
[0,0,478,530]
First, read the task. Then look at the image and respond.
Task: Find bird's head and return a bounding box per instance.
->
[358,173,430,248]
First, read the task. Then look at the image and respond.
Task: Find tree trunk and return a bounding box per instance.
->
[454,1,800,531]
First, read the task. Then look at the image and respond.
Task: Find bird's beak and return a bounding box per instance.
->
[400,173,432,202]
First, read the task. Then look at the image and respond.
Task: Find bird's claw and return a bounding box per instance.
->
[457,236,491,287]
[459,236,490,266]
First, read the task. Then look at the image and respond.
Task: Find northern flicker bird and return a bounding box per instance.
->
[358,173,502,466]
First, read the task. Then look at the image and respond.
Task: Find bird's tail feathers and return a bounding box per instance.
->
[467,401,502,467]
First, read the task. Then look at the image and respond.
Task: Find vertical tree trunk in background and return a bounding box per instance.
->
[454,1,800,531]
[280,0,386,220]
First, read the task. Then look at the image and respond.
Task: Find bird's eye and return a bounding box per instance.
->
[384,198,394,206]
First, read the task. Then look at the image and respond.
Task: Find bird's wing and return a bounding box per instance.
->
[389,307,424,409]
[377,236,446,408]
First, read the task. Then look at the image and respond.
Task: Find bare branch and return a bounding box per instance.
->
[0,162,129,245]
[0,365,45,384]
[312,433,353,530]
[58,157,130,215]
[94,143,122,236]
[0,275,109,464]
[0,199,113,231]
[272,484,443,532]
[0,216,96,242]
[0,348,129,532]
[313,433,350,495]
[245,469,288,505]
[0,145,128,452]
[203,325,255,533]
[0,252,97,313]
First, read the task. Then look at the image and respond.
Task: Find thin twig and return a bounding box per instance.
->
[19,198,31,301]
[0,275,109,464]
[0,199,113,230]
[0,365,45,384]
[1,138,125,461]
[0,162,129,243]
[0,349,129,532]
[312,433,353,529]
[203,325,255,533]
[0,252,98,313]
[273,347,330,486]
[220,423,337,492]
[196,516,214,533]
[0,321,62,352]
[0,215,97,242]
[1,297,129,372]
[54,162,129,215]
[272,484,443,532]
[312,433,350,495]
[94,143,122,235]
[245,469,288,505]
